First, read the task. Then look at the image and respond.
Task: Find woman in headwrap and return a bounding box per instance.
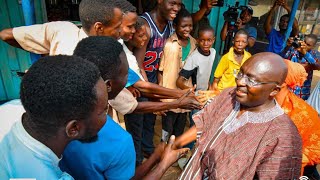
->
[275,59,320,176]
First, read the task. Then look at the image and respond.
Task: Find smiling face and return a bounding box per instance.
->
[120,12,138,41]
[175,16,193,40]
[159,0,182,21]
[235,53,286,110]
[233,33,248,54]
[240,9,252,24]
[129,25,148,48]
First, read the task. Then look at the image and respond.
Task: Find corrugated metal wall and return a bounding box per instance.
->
[0,0,45,101]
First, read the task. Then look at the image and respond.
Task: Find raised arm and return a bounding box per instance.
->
[192,0,217,24]
[264,2,279,35]
[0,28,22,48]
[282,2,299,36]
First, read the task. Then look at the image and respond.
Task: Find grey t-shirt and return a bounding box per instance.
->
[179,48,216,91]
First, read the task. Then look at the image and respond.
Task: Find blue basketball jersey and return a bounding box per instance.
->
[141,12,173,83]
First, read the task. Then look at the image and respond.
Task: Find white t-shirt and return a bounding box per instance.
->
[180,48,216,91]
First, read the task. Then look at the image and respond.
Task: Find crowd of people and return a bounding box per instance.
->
[0,0,319,179]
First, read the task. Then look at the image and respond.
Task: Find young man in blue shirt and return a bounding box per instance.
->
[0,55,107,180]
[264,0,299,54]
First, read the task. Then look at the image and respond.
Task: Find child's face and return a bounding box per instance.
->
[197,31,215,53]
[120,12,138,41]
[233,34,248,54]
[175,16,193,40]
[129,25,148,49]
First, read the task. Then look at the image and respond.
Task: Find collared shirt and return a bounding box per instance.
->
[60,115,135,180]
[180,88,302,179]
[159,32,197,112]
[281,47,320,100]
[0,121,74,180]
[214,47,251,91]
[0,99,25,141]
[13,21,138,115]
[266,28,285,54]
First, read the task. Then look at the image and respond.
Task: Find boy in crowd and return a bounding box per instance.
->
[211,29,251,92]
[130,0,183,166]
[281,34,320,100]
[176,26,216,149]
[176,26,216,93]
[158,8,197,142]
[0,56,106,179]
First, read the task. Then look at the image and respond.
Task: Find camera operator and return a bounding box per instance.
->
[281,34,320,100]
[220,6,257,48]
[264,0,299,54]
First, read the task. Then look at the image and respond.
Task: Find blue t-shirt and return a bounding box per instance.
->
[266,28,285,54]
[0,121,73,180]
[60,116,135,180]
[244,25,257,39]
[126,68,141,87]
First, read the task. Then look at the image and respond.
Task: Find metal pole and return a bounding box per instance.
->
[282,0,300,50]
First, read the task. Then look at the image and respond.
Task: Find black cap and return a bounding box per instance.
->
[242,6,253,15]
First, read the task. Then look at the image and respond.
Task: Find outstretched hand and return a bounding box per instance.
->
[196,90,220,105]
[176,86,202,110]
[160,136,190,168]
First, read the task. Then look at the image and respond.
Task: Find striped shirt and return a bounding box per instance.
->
[180,88,302,180]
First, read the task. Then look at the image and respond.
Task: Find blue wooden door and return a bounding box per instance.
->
[0,0,45,101]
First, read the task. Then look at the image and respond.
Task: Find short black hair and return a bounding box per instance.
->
[198,25,215,36]
[235,29,249,39]
[135,16,146,30]
[79,0,119,32]
[73,36,123,81]
[21,55,100,137]
[305,34,318,44]
[115,0,136,13]
[173,7,191,25]
[280,14,290,20]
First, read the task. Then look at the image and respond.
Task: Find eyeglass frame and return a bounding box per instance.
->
[234,71,280,87]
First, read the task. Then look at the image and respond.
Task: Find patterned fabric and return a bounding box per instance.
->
[281,47,320,100]
[180,88,302,180]
[141,12,173,83]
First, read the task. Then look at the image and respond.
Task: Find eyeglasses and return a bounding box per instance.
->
[234,71,279,87]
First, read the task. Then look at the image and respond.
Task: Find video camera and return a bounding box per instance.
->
[223,2,247,23]
[292,33,305,48]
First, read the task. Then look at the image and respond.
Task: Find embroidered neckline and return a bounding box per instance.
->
[223,101,284,134]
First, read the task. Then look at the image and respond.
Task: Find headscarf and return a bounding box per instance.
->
[283,59,308,88]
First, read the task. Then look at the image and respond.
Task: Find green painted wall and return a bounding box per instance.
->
[0,0,45,101]
[183,0,248,82]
